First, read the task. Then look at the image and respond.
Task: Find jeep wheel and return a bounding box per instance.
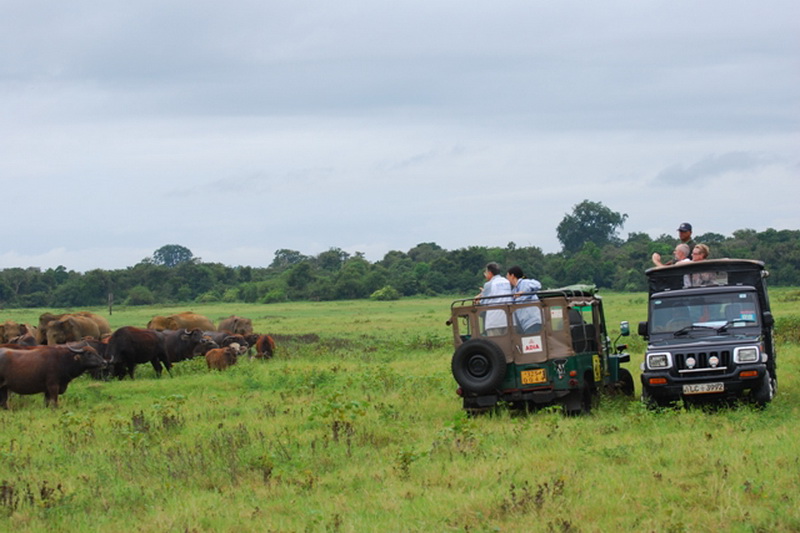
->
[563,376,596,416]
[751,372,775,407]
[642,386,670,410]
[616,368,635,397]
[451,339,506,395]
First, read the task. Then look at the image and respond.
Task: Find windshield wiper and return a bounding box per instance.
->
[716,319,756,333]
[672,325,717,337]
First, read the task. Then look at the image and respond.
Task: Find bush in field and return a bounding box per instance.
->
[125,285,156,305]
[370,285,401,301]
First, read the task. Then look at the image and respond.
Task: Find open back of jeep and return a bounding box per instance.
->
[449,285,632,414]
[639,259,776,407]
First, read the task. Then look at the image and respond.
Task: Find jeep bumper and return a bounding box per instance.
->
[641,363,767,401]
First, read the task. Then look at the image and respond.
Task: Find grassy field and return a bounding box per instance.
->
[0,290,798,532]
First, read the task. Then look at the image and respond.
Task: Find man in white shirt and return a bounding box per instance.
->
[476,262,512,336]
[652,243,691,267]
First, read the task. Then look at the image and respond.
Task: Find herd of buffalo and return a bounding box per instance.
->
[0,311,275,409]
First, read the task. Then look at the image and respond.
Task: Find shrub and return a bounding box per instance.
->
[262,288,287,303]
[125,285,156,306]
[370,285,401,301]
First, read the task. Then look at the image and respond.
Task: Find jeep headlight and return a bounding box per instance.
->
[734,346,760,364]
[646,352,672,370]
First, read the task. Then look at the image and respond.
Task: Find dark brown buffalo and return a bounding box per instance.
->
[0,341,106,408]
[83,338,112,380]
[106,327,170,380]
[163,329,217,364]
[107,327,216,379]
[217,316,254,336]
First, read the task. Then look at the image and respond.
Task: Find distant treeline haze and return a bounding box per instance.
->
[0,228,796,308]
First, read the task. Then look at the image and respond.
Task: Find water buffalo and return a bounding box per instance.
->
[0,341,106,408]
[107,327,216,379]
[253,334,276,359]
[106,327,170,380]
[217,316,254,336]
[205,346,238,371]
[163,328,217,364]
[147,312,215,332]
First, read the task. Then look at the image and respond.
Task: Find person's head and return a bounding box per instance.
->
[484,262,501,280]
[506,265,524,286]
[677,222,693,243]
[674,243,690,260]
[692,243,709,261]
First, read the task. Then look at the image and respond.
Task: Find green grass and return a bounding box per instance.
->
[0,293,798,531]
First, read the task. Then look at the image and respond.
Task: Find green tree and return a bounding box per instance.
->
[152,244,194,268]
[556,200,628,254]
[270,249,308,271]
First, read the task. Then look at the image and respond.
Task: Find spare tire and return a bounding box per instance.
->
[451,339,507,395]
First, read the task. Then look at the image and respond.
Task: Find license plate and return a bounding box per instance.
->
[521,368,546,385]
[683,382,724,395]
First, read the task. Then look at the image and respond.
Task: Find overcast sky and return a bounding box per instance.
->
[2,1,798,272]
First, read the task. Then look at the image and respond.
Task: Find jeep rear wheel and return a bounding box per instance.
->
[563,375,596,416]
[451,339,506,395]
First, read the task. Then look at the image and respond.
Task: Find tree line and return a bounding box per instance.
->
[1,201,797,308]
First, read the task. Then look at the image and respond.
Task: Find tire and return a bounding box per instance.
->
[563,374,596,416]
[617,368,635,397]
[451,339,506,395]
[751,371,775,407]
[641,386,669,410]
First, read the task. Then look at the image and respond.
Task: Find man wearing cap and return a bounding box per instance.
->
[678,223,695,252]
[652,223,696,266]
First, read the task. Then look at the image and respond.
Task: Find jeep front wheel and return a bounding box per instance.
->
[451,339,506,395]
[751,372,775,407]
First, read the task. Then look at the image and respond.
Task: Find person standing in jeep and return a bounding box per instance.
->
[507,266,543,334]
[678,222,696,252]
[475,262,512,336]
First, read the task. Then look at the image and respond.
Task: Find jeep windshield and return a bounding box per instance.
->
[649,289,760,338]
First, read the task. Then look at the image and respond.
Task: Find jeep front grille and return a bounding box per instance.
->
[674,350,731,374]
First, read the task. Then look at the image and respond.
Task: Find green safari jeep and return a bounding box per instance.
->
[448,285,633,414]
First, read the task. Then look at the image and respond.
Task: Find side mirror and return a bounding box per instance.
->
[638,321,649,338]
[762,311,774,327]
[619,321,630,336]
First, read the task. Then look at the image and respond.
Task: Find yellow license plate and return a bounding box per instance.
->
[521,368,546,385]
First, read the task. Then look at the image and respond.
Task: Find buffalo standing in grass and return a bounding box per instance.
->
[205,346,238,371]
[0,341,106,408]
[163,328,218,364]
[107,327,216,379]
[106,327,170,380]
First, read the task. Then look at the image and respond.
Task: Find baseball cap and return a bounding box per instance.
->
[677,222,692,232]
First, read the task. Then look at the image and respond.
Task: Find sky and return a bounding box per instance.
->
[1,1,798,272]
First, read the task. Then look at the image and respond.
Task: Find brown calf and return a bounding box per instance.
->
[205,346,238,371]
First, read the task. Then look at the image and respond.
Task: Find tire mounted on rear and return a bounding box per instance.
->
[451,339,506,395]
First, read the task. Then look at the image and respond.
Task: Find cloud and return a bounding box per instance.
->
[654,152,779,185]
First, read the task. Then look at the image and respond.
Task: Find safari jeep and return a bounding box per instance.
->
[638,259,776,407]
[448,285,633,414]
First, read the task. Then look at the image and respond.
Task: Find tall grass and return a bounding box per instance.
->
[0,292,798,531]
